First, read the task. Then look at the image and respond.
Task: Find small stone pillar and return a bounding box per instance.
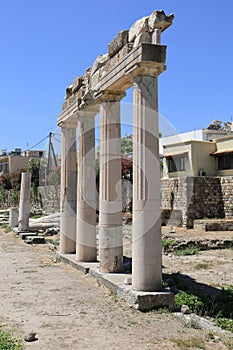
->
[9,207,19,228]
[76,108,98,262]
[151,28,161,45]
[59,123,77,254]
[132,76,162,291]
[99,92,125,272]
[18,172,31,232]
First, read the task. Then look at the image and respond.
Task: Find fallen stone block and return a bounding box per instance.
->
[45,227,60,236]
[19,232,38,240]
[24,236,45,244]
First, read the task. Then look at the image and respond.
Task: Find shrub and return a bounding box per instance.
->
[175,291,204,315]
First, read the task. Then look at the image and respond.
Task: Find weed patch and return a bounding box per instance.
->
[0,223,12,233]
[215,318,233,332]
[175,291,204,314]
[174,246,200,256]
[167,271,233,333]
[0,324,23,349]
[195,263,211,270]
[162,238,176,250]
[171,337,206,349]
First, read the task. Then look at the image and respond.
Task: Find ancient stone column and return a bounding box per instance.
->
[18,172,31,232]
[76,108,98,262]
[132,76,162,291]
[99,92,125,273]
[59,123,77,254]
[9,207,19,228]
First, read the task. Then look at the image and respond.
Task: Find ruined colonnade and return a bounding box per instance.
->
[57,10,174,292]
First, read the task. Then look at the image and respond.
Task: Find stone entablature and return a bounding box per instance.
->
[58,10,174,125]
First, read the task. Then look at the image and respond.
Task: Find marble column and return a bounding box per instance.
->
[59,123,77,254]
[99,92,125,273]
[132,76,162,291]
[9,207,19,229]
[18,172,31,232]
[76,108,98,262]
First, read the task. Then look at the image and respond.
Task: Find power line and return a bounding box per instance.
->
[26,134,50,151]
[52,137,61,144]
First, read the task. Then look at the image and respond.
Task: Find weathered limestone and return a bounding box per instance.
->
[108,30,129,57]
[129,16,149,43]
[132,76,162,291]
[57,10,174,299]
[99,92,125,272]
[76,108,98,262]
[9,207,19,228]
[59,124,77,254]
[129,10,174,46]
[18,172,31,232]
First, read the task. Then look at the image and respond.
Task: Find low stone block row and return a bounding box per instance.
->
[13,228,46,244]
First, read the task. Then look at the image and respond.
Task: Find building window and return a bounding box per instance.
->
[0,162,9,173]
[217,155,233,170]
[168,155,186,172]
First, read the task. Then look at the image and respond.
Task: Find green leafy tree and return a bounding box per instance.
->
[121,137,133,154]
[28,158,41,188]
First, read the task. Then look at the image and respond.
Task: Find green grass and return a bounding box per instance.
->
[162,238,176,250]
[167,271,233,333]
[215,318,233,332]
[30,214,44,219]
[0,324,23,349]
[173,245,200,256]
[174,284,233,332]
[0,223,12,233]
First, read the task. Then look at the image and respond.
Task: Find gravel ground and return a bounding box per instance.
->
[0,227,232,350]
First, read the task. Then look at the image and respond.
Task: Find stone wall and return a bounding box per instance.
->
[194,218,233,231]
[161,176,232,228]
[220,176,233,217]
[38,179,133,213]
[38,176,233,226]
[38,185,60,212]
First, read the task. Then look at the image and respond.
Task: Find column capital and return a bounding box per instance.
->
[76,106,99,119]
[97,90,126,103]
[59,116,77,129]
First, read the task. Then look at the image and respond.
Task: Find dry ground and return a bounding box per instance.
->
[0,227,232,350]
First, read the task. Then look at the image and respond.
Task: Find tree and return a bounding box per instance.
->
[0,174,12,190]
[28,159,41,188]
[121,137,133,154]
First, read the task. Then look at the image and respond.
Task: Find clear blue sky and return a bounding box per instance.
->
[1,0,233,152]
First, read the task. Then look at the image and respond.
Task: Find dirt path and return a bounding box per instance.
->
[0,228,232,350]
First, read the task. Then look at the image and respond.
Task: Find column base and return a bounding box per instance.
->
[76,244,97,262]
[59,235,76,254]
[99,225,123,273]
